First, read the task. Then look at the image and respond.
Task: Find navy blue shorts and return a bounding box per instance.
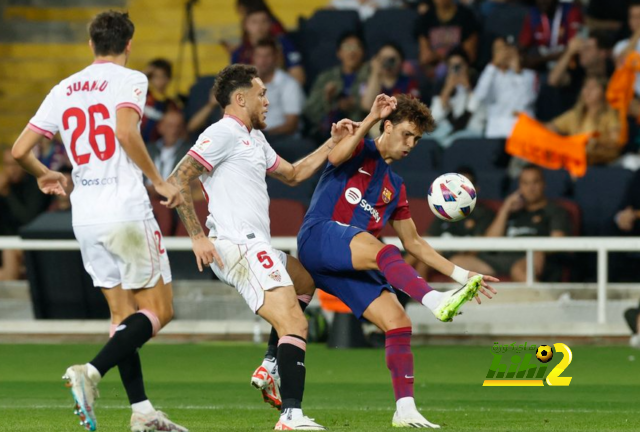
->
[298,220,393,319]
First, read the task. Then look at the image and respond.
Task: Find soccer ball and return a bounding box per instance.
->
[427,173,477,222]
[536,345,554,363]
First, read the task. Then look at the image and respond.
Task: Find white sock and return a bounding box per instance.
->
[396,396,417,413]
[422,290,445,311]
[85,363,102,384]
[281,408,304,421]
[132,400,155,415]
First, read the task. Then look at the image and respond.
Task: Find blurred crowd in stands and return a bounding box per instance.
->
[2,0,640,286]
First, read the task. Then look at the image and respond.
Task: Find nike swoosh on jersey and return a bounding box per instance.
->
[358,167,372,176]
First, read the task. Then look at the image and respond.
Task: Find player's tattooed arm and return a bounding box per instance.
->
[169,155,223,271]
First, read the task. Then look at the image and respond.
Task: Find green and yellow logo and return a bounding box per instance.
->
[483,342,573,387]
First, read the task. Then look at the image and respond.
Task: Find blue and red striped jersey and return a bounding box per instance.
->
[304,138,411,237]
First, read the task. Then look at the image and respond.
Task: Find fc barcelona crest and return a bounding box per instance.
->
[382,188,393,204]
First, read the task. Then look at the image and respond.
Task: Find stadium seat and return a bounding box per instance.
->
[175,199,209,237]
[478,199,502,214]
[441,138,505,172]
[401,170,439,198]
[393,138,441,178]
[575,167,634,235]
[554,199,581,236]
[266,176,318,207]
[270,199,307,236]
[298,10,361,86]
[363,9,420,59]
[151,196,175,236]
[476,170,507,200]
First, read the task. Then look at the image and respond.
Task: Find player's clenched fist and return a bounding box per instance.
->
[192,236,223,272]
[154,180,184,208]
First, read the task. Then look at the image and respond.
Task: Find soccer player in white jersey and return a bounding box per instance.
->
[168,64,358,431]
[12,11,188,432]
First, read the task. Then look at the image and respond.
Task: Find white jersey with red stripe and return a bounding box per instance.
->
[188,115,281,244]
[28,61,152,226]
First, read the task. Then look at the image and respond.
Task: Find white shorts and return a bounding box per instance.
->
[74,218,172,289]
[209,238,291,313]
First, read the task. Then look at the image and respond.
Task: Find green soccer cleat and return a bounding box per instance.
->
[432,274,483,322]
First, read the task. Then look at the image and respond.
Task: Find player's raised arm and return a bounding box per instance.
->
[328,94,397,167]
[390,216,498,302]
[168,154,223,272]
[115,107,183,208]
[267,118,359,186]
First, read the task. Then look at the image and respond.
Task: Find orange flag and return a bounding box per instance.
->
[606,51,640,145]
[506,114,590,177]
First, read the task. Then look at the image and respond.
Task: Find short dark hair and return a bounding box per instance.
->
[446,45,470,65]
[336,31,365,50]
[520,163,544,179]
[213,64,259,108]
[589,30,614,50]
[379,94,435,135]
[89,11,135,56]
[455,165,476,184]
[245,7,270,19]
[378,42,405,62]
[148,58,173,79]
[255,37,278,53]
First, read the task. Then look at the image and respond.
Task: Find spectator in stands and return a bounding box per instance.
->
[541,30,614,121]
[547,76,623,165]
[147,110,190,195]
[141,58,180,143]
[429,46,485,147]
[236,0,286,36]
[329,0,403,20]
[186,86,221,138]
[416,0,479,79]
[613,1,640,65]
[303,31,369,142]
[232,8,305,85]
[519,0,583,72]
[586,0,629,32]
[0,149,50,280]
[360,43,421,113]
[407,167,495,279]
[475,36,538,138]
[252,38,305,141]
[452,165,570,282]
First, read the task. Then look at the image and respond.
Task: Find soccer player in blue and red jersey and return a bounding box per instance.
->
[299,94,497,428]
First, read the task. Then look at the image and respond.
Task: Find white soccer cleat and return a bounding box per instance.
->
[432,275,483,322]
[392,410,440,428]
[63,365,99,431]
[274,415,327,430]
[251,364,282,409]
[630,334,640,349]
[130,410,189,432]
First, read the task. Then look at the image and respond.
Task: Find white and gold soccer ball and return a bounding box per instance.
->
[427,173,477,222]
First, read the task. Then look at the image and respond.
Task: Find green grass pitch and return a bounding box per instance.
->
[0,343,638,431]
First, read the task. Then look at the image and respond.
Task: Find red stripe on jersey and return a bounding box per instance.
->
[200,180,210,203]
[27,123,54,140]
[116,102,142,118]
[366,172,395,237]
[391,184,411,221]
[188,149,213,171]
[331,156,378,225]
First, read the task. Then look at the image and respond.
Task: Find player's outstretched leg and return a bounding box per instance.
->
[363,291,440,429]
[375,244,482,322]
[258,287,325,431]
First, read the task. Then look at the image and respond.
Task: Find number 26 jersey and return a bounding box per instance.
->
[28,61,153,226]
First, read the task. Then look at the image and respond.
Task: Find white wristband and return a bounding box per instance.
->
[451,265,470,285]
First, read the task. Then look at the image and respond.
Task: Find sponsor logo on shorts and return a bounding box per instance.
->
[269,270,282,282]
